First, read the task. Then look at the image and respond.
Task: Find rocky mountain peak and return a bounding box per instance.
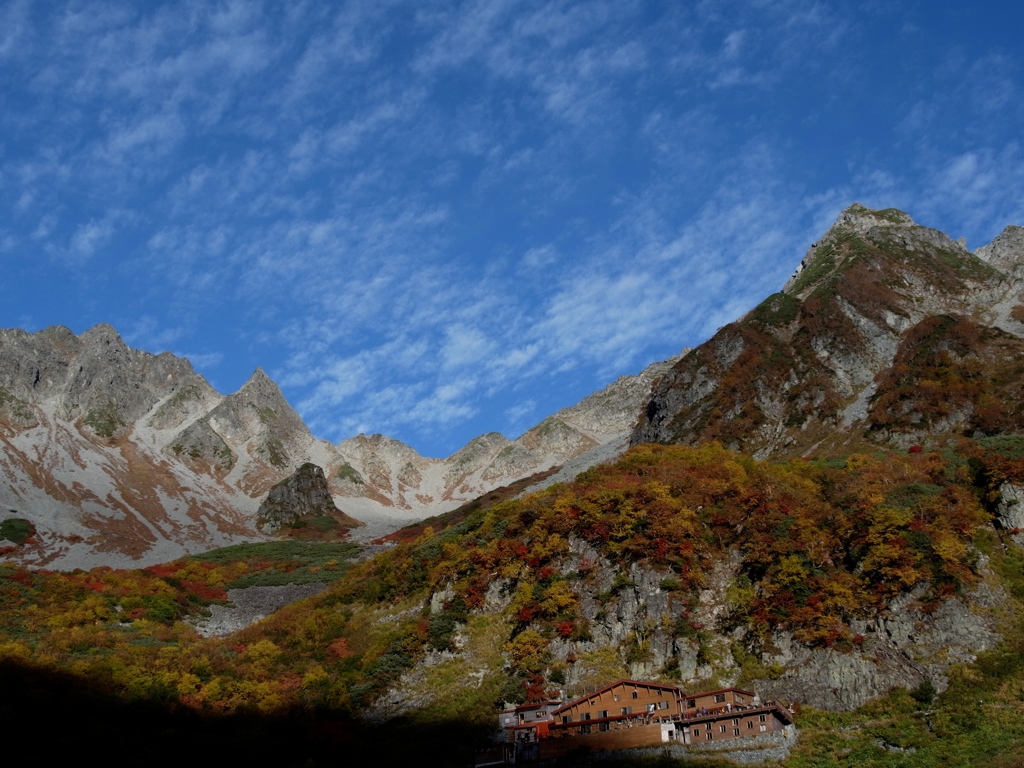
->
[976,224,1024,272]
[833,202,914,231]
[635,205,1021,458]
[221,368,298,421]
[446,431,510,462]
[0,324,213,435]
[173,366,313,475]
[78,322,123,343]
[341,433,421,459]
[783,204,981,299]
[237,367,285,401]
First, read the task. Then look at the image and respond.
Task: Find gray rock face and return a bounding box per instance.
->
[147,383,219,431]
[994,483,1024,546]
[0,387,38,433]
[166,419,235,474]
[976,225,1024,273]
[0,325,81,402]
[0,323,208,436]
[189,367,312,469]
[754,583,1003,710]
[257,462,342,532]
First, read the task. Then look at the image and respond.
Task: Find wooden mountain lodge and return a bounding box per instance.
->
[484,680,794,764]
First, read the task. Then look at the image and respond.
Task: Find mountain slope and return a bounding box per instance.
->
[633,204,1024,457]
[0,331,315,569]
[0,326,673,567]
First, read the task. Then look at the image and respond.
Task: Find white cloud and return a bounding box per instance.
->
[0,0,31,59]
[2,0,1022,460]
[69,216,116,260]
[125,316,185,350]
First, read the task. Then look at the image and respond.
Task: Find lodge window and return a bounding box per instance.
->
[732,719,738,726]
[759,714,766,722]
[719,725,727,733]
[613,695,620,701]
[580,724,592,734]
[747,721,754,729]
[760,725,767,732]
[658,701,669,710]
[714,694,727,703]
[733,728,740,736]
[687,699,695,708]
[599,722,610,732]
[597,710,608,718]
[706,733,713,740]
[621,707,632,715]
[562,716,572,724]
[583,713,591,721]
[632,691,638,699]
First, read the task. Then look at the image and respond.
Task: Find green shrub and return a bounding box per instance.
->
[911,679,937,706]
[334,463,364,484]
[84,403,122,437]
[0,517,35,545]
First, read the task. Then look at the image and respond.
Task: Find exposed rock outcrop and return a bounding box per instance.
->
[753,581,1003,710]
[994,482,1024,546]
[256,462,361,533]
[976,224,1024,273]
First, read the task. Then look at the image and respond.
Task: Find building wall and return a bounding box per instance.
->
[539,723,672,760]
[555,682,679,725]
[681,710,786,744]
[683,688,755,714]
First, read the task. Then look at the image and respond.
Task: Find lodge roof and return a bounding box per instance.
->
[499,700,562,715]
[685,686,756,699]
[551,679,683,716]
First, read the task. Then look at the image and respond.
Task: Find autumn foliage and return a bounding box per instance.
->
[0,439,1011,716]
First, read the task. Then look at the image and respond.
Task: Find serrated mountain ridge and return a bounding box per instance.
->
[0,325,671,567]
[5,203,1022,568]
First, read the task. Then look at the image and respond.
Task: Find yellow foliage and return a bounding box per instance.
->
[302,664,330,688]
[0,640,32,661]
[774,554,809,588]
[244,638,282,672]
[538,581,577,618]
[503,629,549,673]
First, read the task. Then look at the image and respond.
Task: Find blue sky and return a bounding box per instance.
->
[2,1,1023,458]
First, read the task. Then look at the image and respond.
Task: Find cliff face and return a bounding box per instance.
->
[633,204,1024,458]
[551,540,1003,712]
